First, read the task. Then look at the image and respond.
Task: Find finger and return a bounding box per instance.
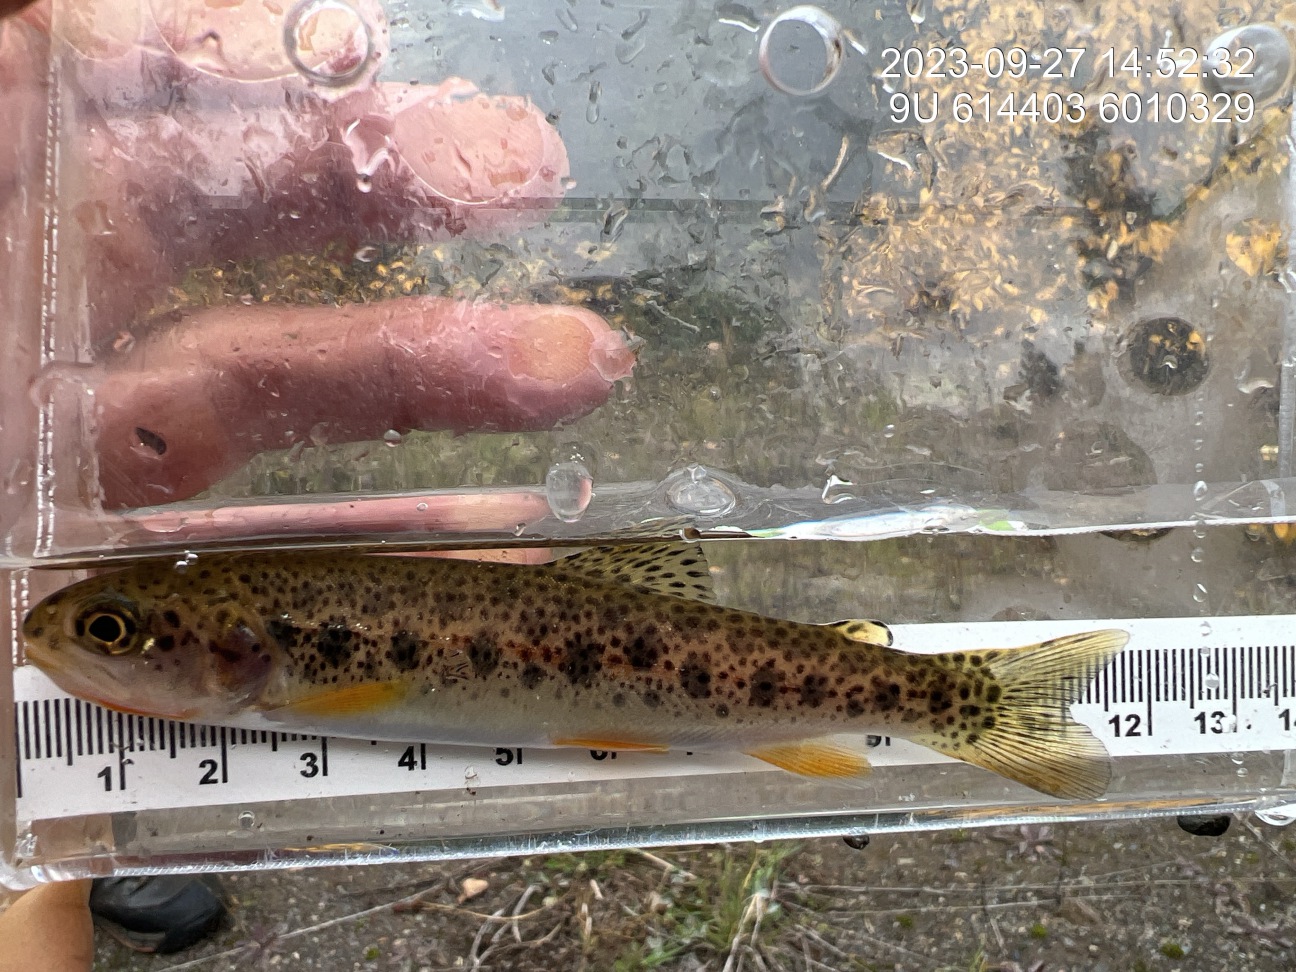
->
[77,80,569,349]
[123,492,556,541]
[92,298,635,508]
[0,880,94,972]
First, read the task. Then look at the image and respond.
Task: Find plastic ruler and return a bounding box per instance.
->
[12,616,1296,821]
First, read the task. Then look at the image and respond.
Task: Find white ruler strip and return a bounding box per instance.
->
[12,616,1296,820]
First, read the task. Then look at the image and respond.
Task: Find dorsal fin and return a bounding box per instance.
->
[550,543,716,603]
[825,619,893,647]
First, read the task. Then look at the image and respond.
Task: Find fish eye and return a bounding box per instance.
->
[76,607,138,655]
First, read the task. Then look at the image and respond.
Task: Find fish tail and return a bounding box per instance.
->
[915,629,1128,800]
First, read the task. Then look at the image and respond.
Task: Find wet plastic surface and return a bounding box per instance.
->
[5,0,1296,884]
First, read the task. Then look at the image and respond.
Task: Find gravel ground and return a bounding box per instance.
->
[92,814,1296,971]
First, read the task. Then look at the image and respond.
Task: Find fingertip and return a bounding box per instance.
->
[386,83,568,206]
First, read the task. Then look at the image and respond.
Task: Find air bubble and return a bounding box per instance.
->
[416,502,429,512]
[1191,547,1205,564]
[882,424,896,439]
[238,810,256,830]
[174,552,198,574]
[758,5,846,97]
[1204,673,1222,690]
[1200,621,1212,637]
[1193,481,1208,500]
[383,429,403,447]
[284,0,373,87]
[1193,583,1208,603]
[354,245,380,263]
[545,461,593,523]
[666,465,737,517]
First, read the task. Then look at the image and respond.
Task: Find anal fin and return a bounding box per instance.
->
[745,739,873,779]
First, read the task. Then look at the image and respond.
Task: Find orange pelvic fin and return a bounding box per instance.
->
[271,681,408,717]
[745,739,873,779]
[552,736,670,753]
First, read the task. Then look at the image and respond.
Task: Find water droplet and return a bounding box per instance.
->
[717,2,760,32]
[283,0,373,87]
[464,765,480,791]
[1195,462,1205,475]
[560,176,578,191]
[1193,480,1208,500]
[383,429,403,447]
[354,245,379,263]
[1237,766,1249,778]
[448,0,504,22]
[821,474,855,504]
[1193,525,1208,540]
[1228,750,1245,764]
[356,173,374,193]
[174,552,198,574]
[1191,547,1205,564]
[1200,621,1212,637]
[882,424,896,439]
[545,461,593,522]
[415,502,429,513]
[906,0,927,25]
[238,810,256,830]
[666,465,737,517]
[1193,583,1208,603]
[586,80,601,124]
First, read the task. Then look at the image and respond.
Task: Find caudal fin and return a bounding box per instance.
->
[914,629,1128,800]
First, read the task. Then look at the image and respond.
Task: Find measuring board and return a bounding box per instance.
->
[13,616,1296,821]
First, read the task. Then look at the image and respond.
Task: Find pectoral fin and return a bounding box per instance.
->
[745,739,873,779]
[268,681,408,717]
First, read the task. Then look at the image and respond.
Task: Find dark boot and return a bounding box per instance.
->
[89,875,227,954]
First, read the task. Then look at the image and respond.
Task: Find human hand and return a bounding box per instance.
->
[1,0,633,531]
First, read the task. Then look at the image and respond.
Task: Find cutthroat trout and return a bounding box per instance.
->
[22,544,1128,799]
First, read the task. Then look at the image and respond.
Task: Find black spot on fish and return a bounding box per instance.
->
[316,623,355,670]
[611,692,626,708]
[387,630,421,672]
[625,631,660,670]
[265,618,301,649]
[715,703,730,718]
[156,634,175,652]
[845,696,866,718]
[163,610,181,629]
[679,653,712,700]
[520,663,545,690]
[468,635,500,677]
[929,689,952,714]
[559,635,604,688]
[800,674,828,708]
[749,662,784,709]
[641,689,661,708]
[986,684,1002,704]
[873,683,901,711]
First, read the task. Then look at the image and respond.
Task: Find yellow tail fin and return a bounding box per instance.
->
[914,629,1128,800]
